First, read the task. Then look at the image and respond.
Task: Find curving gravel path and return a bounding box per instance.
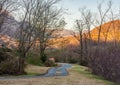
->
[0,63,72,80]
[44,63,71,77]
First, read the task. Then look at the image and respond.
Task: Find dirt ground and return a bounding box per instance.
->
[0,65,112,85]
[25,64,50,74]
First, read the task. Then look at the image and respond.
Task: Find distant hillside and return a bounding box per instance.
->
[2,16,120,49]
[56,29,74,37]
[50,29,74,39]
[59,20,120,47]
[49,36,79,48]
[0,13,19,38]
[90,20,120,42]
[0,35,18,48]
[0,11,19,48]
[51,29,79,48]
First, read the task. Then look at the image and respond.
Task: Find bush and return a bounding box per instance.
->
[44,60,57,67]
[49,45,80,63]
[88,44,120,84]
[0,47,12,53]
[26,52,43,66]
[79,58,88,66]
[68,58,78,64]
[0,52,20,75]
[40,54,47,63]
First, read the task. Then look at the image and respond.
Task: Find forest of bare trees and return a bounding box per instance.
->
[0,0,120,84]
[0,0,65,74]
[16,0,66,73]
[70,1,120,83]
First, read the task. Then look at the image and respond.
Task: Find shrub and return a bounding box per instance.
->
[0,47,12,53]
[44,60,57,67]
[79,58,88,66]
[27,56,43,66]
[26,52,43,66]
[68,58,78,64]
[88,44,120,84]
[40,54,47,63]
[0,52,20,75]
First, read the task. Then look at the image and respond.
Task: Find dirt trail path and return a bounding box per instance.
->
[0,65,113,85]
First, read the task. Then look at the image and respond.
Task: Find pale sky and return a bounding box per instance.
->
[57,0,120,29]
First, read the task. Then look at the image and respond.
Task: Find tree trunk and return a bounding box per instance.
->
[40,46,47,63]
[18,53,26,74]
[79,32,83,65]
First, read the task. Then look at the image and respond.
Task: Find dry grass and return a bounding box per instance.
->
[25,64,50,74]
[0,64,115,85]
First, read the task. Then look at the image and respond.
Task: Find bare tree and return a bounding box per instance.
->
[79,7,93,58]
[73,19,85,65]
[80,7,93,43]
[34,0,65,63]
[102,21,112,44]
[16,0,65,72]
[96,1,112,45]
[72,7,93,65]
[108,9,119,46]
[17,0,42,73]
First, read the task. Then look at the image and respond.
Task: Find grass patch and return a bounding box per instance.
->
[72,64,116,85]
[17,73,40,76]
[26,52,43,66]
[0,64,49,78]
[25,64,49,75]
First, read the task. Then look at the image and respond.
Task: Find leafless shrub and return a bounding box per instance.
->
[88,42,120,83]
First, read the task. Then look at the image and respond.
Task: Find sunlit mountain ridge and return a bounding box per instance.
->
[0,20,120,48]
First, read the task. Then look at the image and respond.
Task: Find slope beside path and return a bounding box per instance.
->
[0,64,114,85]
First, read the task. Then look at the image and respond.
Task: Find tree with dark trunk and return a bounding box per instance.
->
[34,0,65,63]
[74,20,85,65]
[16,0,40,73]
[16,0,65,72]
[96,1,112,45]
